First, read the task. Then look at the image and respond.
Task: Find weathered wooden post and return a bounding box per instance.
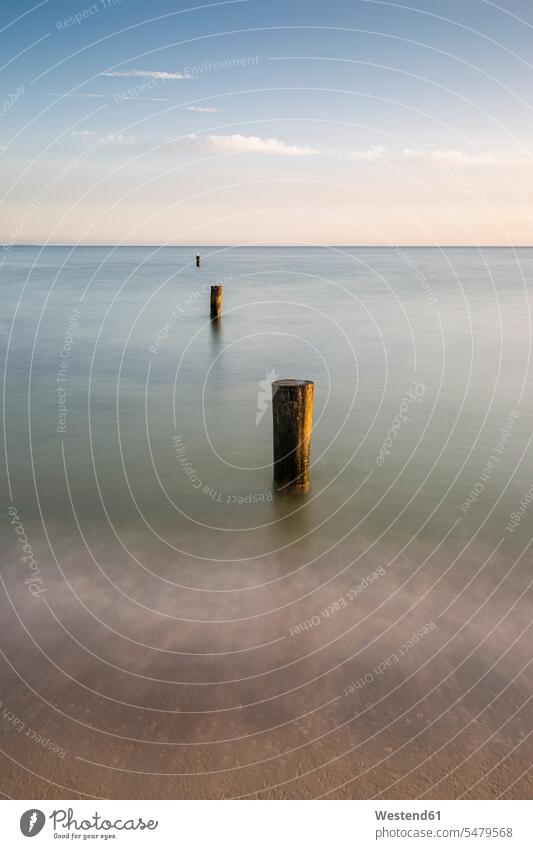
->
[196,253,201,267]
[272,379,314,493]
[210,284,222,319]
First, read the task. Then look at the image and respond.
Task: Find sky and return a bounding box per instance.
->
[1,0,533,245]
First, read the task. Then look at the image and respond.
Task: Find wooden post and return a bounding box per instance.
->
[210,284,222,319]
[196,253,201,267]
[272,379,314,493]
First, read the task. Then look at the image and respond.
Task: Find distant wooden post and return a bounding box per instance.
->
[196,253,201,267]
[210,284,222,319]
[272,379,314,493]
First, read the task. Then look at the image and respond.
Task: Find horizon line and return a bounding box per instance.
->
[4,244,533,249]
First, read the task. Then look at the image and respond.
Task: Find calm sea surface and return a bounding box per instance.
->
[1,246,531,797]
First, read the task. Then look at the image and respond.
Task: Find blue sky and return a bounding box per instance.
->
[2,0,533,244]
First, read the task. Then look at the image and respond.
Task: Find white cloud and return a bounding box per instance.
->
[186,105,222,113]
[197,133,317,156]
[71,130,97,144]
[403,147,533,166]
[101,69,192,80]
[119,96,172,102]
[100,132,142,148]
[338,144,387,162]
[47,90,171,103]
[71,130,143,149]
[78,131,480,165]
[46,92,110,99]
[71,129,319,158]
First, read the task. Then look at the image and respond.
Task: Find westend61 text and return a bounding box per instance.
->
[375,810,441,820]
